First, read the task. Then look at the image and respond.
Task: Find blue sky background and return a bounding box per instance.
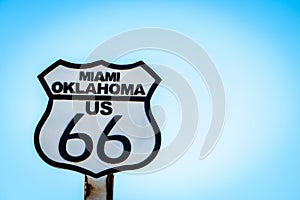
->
[0,1,300,199]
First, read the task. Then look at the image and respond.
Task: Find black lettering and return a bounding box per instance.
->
[105,72,117,82]
[97,83,108,94]
[63,82,75,93]
[109,84,120,94]
[86,101,99,115]
[75,83,85,94]
[86,83,96,94]
[79,71,91,81]
[134,84,145,95]
[116,72,120,82]
[94,72,103,81]
[100,102,112,115]
[121,84,134,95]
[52,82,63,93]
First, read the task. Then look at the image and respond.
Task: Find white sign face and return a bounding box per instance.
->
[35,59,161,178]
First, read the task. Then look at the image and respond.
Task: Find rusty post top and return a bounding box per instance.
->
[85,174,114,200]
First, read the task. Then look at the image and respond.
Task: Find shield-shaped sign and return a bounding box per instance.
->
[34,59,161,178]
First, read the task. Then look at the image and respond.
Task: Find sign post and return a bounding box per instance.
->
[35,59,161,199]
[84,174,114,200]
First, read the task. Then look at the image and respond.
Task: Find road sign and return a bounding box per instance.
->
[34,59,161,178]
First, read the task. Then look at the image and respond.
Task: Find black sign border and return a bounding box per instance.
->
[34,59,161,178]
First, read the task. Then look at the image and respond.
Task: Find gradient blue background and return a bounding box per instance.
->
[1,1,299,199]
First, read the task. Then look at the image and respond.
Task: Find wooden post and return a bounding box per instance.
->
[84,174,114,200]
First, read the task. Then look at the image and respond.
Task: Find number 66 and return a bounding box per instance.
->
[59,114,131,164]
